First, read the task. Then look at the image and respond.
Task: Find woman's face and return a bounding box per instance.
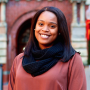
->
[35,11,58,49]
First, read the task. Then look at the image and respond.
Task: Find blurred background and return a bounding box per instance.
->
[0,0,90,90]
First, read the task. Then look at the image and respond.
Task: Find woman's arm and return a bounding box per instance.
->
[68,53,87,90]
[8,57,17,90]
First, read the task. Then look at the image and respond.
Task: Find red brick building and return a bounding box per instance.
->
[0,0,88,87]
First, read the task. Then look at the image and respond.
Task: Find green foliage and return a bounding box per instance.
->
[88,40,90,65]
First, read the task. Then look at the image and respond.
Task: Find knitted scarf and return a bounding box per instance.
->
[22,42,75,76]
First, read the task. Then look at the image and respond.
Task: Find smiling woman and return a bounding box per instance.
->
[35,11,58,49]
[8,6,87,90]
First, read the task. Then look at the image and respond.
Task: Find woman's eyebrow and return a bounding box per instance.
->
[38,20,57,25]
[49,22,57,25]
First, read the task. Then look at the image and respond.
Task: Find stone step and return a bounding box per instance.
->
[72,42,87,48]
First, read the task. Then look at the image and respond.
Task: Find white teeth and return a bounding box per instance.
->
[41,34,49,38]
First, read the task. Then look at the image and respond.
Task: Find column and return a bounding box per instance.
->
[1,2,6,23]
[71,1,87,65]
[72,2,77,25]
[0,2,7,64]
[80,1,85,25]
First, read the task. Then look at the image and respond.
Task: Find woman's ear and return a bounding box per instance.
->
[58,33,60,35]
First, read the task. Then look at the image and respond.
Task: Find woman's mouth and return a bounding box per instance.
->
[40,33,50,39]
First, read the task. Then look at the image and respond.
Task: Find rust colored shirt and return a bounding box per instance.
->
[8,53,87,90]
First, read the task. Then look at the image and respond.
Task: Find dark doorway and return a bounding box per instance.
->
[17,19,31,55]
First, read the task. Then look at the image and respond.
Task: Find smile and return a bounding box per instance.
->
[40,34,50,39]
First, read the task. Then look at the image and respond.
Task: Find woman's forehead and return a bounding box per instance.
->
[37,11,57,23]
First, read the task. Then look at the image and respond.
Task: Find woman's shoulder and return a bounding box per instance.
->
[72,52,82,62]
[13,53,24,65]
[16,53,24,60]
[72,52,81,58]
[69,52,84,69]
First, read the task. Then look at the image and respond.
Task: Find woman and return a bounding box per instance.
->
[8,6,87,90]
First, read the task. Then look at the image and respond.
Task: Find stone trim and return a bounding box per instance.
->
[71,1,87,65]
[0,57,6,64]
[0,0,8,3]
[80,1,85,26]
[86,0,90,5]
[3,71,10,75]
[70,0,86,3]
[0,2,7,64]
[72,2,77,26]
[1,3,6,23]
[71,1,85,26]
[14,0,64,1]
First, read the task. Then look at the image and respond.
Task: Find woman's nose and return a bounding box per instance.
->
[42,25,49,31]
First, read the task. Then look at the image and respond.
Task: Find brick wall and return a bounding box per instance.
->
[3,0,73,83]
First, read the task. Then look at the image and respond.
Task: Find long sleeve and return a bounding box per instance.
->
[68,53,87,90]
[8,57,17,90]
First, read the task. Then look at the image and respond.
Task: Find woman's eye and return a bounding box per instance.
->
[39,23,43,26]
[50,25,55,28]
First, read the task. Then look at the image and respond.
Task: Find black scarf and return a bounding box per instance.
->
[22,42,75,76]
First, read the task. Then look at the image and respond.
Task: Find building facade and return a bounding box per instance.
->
[0,0,88,85]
